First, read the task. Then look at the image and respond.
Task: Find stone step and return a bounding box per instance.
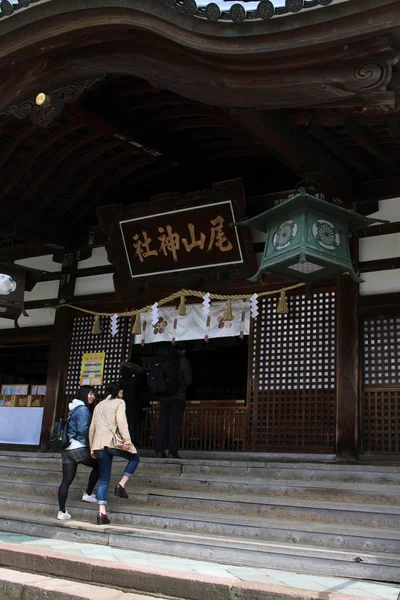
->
[1,452,400,485]
[0,566,167,600]
[1,476,400,527]
[1,489,400,556]
[0,451,399,585]
[3,543,398,600]
[2,467,400,508]
[0,508,399,584]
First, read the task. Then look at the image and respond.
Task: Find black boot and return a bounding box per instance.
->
[169,452,181,459]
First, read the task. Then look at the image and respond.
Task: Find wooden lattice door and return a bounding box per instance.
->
[362,315,400,454]
[64,315,131,409]
[248,290,336,452]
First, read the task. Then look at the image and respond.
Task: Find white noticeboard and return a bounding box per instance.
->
[0,407,44,445]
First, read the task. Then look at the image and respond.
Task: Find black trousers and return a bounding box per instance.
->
[155,399,185,454]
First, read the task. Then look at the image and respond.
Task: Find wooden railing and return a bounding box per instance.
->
[140,404,248,452]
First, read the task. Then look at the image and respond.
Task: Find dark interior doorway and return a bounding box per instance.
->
[135,337,249,403]
[0,343,50,387]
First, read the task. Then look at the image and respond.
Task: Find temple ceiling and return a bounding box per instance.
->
[0,0,399,258]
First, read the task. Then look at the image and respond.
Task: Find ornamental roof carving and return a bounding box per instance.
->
[1,0,339,24]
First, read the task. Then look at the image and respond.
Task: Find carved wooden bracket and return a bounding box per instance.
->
[2,75,106,127]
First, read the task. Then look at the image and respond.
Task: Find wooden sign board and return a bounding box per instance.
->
[120,200,243,279]
[97,179,257,298]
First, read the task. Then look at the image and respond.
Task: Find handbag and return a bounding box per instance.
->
[99,404,128,449]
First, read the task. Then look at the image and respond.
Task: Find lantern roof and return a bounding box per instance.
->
[233,190,387,234]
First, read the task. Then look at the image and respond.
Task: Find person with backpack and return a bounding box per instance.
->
[153,343,192,459]
[57,386,100,520]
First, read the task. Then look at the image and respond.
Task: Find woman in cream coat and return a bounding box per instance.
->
[89,383,140,524]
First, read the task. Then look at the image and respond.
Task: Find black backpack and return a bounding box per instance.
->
[147,355,180,396]
[48,406,80,452]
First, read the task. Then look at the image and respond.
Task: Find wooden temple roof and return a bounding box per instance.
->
[0,0,399,258]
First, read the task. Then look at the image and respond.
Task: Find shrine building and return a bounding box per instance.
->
[0,0,399,462]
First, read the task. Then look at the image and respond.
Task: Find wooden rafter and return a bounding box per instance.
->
[307,120,370,176]
[164,119,238,133]
[20,131,104,209]
[359,175,400,201]
[345,121,398,173]
[76,154,157,219]
[0,121,83,204]
[0,121,37,168]
[68,149,152,215]
[150,107,222,122]
[234,109,354,203]
[42,139,123,212]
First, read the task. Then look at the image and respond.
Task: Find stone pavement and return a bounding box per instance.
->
[0,531,398,600]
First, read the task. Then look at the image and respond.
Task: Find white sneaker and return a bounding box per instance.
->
[57,511,71,520]
[82,493,97,503]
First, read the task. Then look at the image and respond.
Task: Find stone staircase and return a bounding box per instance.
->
[0,451,399,583]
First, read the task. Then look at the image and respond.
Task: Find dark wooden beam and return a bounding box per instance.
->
[77,155,160,219]
[359,175,400,200]
[358,221,400,238]
[70,105,161,158]
[359,257,400,273]
[0,121,37,168]
[21,131,103,209]
[42,139,122,212]
[0,325,53,346]
[165,119,239,133]
[307,120,370,175]
[345,121,398,173]
[73,153,154,218]
[360,291,400,316]
[355,199,380,216]
[0,120,82,204]
[385,119,400,145]
[150,106,221,122]
[233,110,355,204]
[307,91,397,111]
[28,263,115,286]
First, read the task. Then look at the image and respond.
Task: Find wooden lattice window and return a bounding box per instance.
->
[248,290,336,451]
[362,316,400,453]
[65,315,131,405]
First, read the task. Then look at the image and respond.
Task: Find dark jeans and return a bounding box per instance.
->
[155,399,185,455]
[95,448,140,505]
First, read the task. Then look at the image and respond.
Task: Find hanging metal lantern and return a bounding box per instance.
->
[233,188,387,285]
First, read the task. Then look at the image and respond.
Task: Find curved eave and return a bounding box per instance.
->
[0,0,399,61]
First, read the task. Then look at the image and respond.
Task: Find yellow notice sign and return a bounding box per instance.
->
[80,352,105,386]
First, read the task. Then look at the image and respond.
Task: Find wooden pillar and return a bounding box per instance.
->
[40,306,73,450]
[335,275,359,460]
[40,243,91,450]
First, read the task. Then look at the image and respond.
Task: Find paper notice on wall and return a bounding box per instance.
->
[134,301,250,345]
[80,352,106,386]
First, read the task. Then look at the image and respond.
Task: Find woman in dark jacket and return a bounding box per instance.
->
[57,385,100,520]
